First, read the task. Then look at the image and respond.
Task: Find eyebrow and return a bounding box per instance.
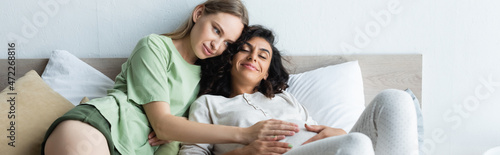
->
[243,42,270,54]
[260,48,270,54]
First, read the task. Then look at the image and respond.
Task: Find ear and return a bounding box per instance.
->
[192,5,204,23]
[264,73,269,80]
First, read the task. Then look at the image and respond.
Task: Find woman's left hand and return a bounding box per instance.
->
[148,130,171,146]
[301,124,347,145]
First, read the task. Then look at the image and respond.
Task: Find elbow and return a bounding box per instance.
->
[152,115,188,141]
[153,122,171,140]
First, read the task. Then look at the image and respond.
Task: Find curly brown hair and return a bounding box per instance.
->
[198,25,289,98]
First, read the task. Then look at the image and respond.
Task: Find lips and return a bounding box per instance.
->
[203,44,214,56]
[241,63,258,71]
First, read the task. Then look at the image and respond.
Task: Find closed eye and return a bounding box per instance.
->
[259,48,270,60]
[259,54,267,59]
[239,43,251,52]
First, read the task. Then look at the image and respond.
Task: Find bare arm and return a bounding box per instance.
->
[301,124,347,145]
[144,101,299,144]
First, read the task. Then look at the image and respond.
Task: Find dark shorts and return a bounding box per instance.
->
[41,104,120,155]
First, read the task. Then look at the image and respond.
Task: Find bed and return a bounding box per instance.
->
[0,54,422,104]
[0,54,422,154]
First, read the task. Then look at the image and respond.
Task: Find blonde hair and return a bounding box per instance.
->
[165,0,249,39]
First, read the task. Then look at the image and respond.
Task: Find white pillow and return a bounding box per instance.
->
[41,50,115,105]
[287,61,365,132]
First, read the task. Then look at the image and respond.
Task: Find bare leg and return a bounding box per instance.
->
[44,120,110,155]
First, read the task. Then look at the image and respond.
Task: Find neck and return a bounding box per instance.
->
[230,79,258,97]
[172,36,197,64]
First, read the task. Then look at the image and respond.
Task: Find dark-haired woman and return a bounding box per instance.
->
[180,25,419,155]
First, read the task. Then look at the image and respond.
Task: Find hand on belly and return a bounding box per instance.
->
[279,128,317,148]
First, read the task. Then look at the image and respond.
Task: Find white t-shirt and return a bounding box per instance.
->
[180,91,318,155]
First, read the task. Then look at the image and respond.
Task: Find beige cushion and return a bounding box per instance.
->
[80,96,90,104]
[0,70,75,154]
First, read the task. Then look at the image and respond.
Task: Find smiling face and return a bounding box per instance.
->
[190,8,244,60]
[231,37,273,87]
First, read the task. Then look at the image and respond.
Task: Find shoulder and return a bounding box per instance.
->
[141,34,170,42]
[191,94,229,107]
[252,91,292,101]
[275,91,294,100]
[135,34,172,50]
[129,34,175,61]
[274,91,301,105]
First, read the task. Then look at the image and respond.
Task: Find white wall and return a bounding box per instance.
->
[2,0,500,154]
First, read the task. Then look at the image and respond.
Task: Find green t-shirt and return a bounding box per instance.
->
[84,34,200,155]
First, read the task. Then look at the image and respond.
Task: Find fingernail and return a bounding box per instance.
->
[288,144,293,148]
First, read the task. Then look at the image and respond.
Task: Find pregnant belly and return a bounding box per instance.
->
[280,129,317,148]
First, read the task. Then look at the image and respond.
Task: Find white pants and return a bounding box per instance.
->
[285,89,419,155]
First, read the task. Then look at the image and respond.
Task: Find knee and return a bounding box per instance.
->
[374,89,414,111]
[344,132,372,148]
[337,133,374,154]
[45,120,109,155]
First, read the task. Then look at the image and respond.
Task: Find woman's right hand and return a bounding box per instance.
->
[301,124,347,145]
[243,119,299,144]
[225,140,292,155]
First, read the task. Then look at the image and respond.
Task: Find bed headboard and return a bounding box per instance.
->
[283,55,422,106]
[0,54,422,106]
